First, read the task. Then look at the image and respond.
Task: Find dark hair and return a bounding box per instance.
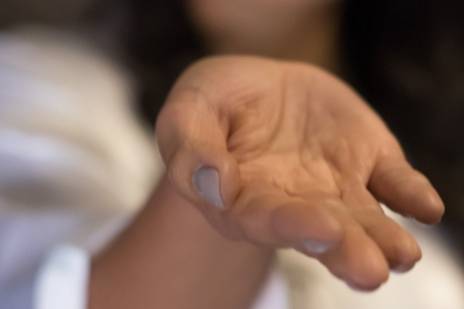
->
[125,0,464,249]
[123,1,205,122]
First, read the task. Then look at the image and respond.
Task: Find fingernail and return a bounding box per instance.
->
[347,281,382,292]
[303,239,331,255]
[391,263,413,273]
[193,166,225,209]
[347,282,367,292]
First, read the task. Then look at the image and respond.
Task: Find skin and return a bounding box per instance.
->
[90,2,443,306]
[189,0,342,70]
[89,176,273,309]
[156,56,444,290]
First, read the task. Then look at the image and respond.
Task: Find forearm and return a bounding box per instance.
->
[88,176,274,309]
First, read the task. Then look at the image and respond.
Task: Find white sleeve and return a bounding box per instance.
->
[251,269,289,309]
[35,246,90,309]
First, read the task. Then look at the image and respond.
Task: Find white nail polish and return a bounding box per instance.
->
[303,239,331,255]
[193,166,225,209]
[391,264,412,273]
[347,281,382,292]
[347,282,367,292]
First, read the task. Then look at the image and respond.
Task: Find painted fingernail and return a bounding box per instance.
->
[193,166,224,209]
[303,239,331,255]
[391,263,413,273]
[347,281,382,292]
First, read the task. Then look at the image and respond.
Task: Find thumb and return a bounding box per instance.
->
[155,87,240,211]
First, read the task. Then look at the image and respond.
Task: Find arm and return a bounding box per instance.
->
[88,176,273,309]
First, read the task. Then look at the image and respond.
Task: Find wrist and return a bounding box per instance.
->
[88,174,274,309]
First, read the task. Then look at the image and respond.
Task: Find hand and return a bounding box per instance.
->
[156,56,444,290]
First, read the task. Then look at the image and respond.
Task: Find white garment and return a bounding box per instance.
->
[0,28,159,308]
[36,246,90,309]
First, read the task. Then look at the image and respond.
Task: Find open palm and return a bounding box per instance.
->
[156,56,444,290]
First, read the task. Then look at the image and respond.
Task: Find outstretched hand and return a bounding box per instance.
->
[156,56,444,290]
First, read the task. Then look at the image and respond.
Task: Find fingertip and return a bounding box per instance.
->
[335,251,389,292]
[390,236,422,272]
[328,226,390,290]
[193,166,225,209]
[346,281,384,292]
[370,158,445,225]
[348,259,389,291]
[417,189,445,224]
[302,239,334,255]
[302,215,344,256]
[357,211,423,272]
[167,139,241,211]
